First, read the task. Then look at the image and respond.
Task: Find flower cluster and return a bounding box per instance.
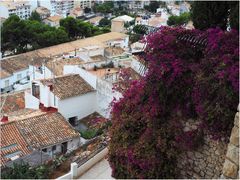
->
[109,27,239,178]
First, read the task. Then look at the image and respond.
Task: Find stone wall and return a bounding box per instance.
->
[177,132,227,178]
[177,106,239,179]
[221,109,239,179]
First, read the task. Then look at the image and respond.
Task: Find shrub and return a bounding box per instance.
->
[80,129,98,139]
[1,162,49,179]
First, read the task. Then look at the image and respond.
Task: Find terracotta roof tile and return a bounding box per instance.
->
[1,32,127,74]
[45,58,84,76]
[40,74,95,99]
[105,47,124,56]
[0,91,25,117]
[93,32,128,43]
[0,122,32,167]
[89,16,103,24]
[0,69,11,79]
[46,15,62,22]
[16,112,80,149]
[90,55,107,62]
[1,51,42,75]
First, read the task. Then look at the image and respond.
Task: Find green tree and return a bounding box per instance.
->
[167,12,190,26]
[93,1,114,14]
[101,27,111,33]
[29,11,41,22]
[133,25,147,35]
[99,17,110,27]
[81,22,93,37]
[1,162,49,179]
[60,17,77,38]
[55,27,69,43]
[190,1,229,30]
[144,1,160,13]
[1,15,29,53]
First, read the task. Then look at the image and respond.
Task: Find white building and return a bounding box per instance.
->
[0,1,32,20]
[25,74,97,125]
[43,15,63,27]
[35,6,51,19]
[128,0,150,9]
[111,15,134,33]
[0,56,30,93]
[38,0,74,17]
[74,0,93,9]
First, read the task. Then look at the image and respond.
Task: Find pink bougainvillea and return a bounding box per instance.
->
[109,27,239,178]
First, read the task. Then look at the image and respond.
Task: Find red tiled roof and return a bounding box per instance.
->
[40,74,95,99]
[16,112,80,149]
[0,91,25,117]
[0,122,32,167]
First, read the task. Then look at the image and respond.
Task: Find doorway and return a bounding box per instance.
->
[61,142,68,154]
[68,116,78,126]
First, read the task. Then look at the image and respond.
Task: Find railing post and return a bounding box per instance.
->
[71,162,78,179]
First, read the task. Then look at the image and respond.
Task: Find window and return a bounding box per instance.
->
[42,148,47,152]
[4,150,21,159]
[17,74,22,80]
[2,143,17,151]
[32,83,40,98]
[52,145,56,151]
[5,80,9,87]
[68,116,78,126]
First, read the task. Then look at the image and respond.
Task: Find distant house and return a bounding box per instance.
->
[128,0,150,9]
[135,15,167,27]
[43,15,63,27]
[111,15,134,33]
[88,16,104,26]
[35,6,51,20]
[0,1,32,20]
[25,74,97,125]
[0,55,31,93]
[69,6,84,18]
[94,32,129,49]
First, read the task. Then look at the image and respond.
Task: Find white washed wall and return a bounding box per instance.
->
[29,65,53,81]
[13,69,29,82]
[58,92,97,120]
[57,148,109,179]
[64,65,97,89]
[0,76,14,89]
[40,83,51,107]
[67,137,81,153]
[96,78,122,118]
[25,90,40,109]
